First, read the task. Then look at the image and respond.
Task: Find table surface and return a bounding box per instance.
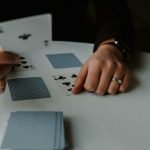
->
[1,41,150,150]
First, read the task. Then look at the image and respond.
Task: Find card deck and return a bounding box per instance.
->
[52,73,78,96]
[7,77,51,101]
[46,53,82,69]
[1,111,67,150]
[0,14,52,53]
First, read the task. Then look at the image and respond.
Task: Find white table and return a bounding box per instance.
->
[1,41,150,150]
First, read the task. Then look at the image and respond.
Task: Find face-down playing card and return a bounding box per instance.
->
[0,13,52,53]
[1,111,66,150]
[52,73,78,96]
[46,53,82,69]
[7,77,51,101]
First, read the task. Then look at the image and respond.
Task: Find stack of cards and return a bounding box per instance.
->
[1,111,68,150]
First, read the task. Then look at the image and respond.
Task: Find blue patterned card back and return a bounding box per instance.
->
[8,77,51,101]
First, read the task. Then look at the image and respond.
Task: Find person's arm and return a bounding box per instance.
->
[72,0,135,95]
[93,0,135,53]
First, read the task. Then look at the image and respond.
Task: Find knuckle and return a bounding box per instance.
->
[89,59,102,68]
[116,62,125,71]
[105,60,115,69]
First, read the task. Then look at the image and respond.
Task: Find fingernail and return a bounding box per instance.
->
[96,91,104,96]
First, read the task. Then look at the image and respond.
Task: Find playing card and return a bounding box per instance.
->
[0,13,52,53]
[11,53,35,72]
[1,111,66,150]
[52,73,78,96]
[7,77,51,101]
[46,53,82,69]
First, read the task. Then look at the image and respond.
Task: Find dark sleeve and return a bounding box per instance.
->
[92,0,135,52]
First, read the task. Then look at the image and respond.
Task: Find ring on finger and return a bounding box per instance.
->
[112,77,122,85]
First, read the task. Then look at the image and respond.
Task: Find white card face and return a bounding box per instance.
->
[11,53,35,72]
[0,13,52,53]
[52,73,78,96]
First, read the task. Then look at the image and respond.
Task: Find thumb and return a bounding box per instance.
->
[0,51,20,64]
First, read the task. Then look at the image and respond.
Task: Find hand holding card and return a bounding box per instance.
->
[1,111,68,150]
[0,50,20,93]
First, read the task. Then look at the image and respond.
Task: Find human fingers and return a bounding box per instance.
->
[107,63,127,95]
[0,51,20,64]
[0,76,7,93]
[72,63,88,94]
[119,69,130,92]
[83,59,102,92]
[0,65,13,79]
[95,61,115,95]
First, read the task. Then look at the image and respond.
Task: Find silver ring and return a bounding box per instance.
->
[112,77,122,85]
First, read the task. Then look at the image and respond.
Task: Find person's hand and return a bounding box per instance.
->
[72,44,131,95]
[0,51,20,93]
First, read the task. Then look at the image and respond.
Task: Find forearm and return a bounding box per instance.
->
[92,0,135,52]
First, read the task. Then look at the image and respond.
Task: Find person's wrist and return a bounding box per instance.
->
[97,41,124,60]
[98,37,130,62]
